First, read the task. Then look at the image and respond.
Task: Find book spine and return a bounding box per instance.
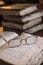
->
[1,21,23,30]
[1,17,42,30]
[3,16,22,23]
[0,9,20,16]
[20,5,38,16]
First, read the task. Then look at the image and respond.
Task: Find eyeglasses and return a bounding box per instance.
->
[9,35,37,48]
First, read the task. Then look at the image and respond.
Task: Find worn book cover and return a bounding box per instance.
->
[0,4,37,16]
[25,22,43,33]
[1,17,42,30]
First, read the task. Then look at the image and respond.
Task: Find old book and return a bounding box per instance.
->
[1,17,42,30]
[3,10,40,23]
[3,15,22,23]
[3,10,39,23]
[0,4,37,16]
[0,4,35,9]
[0,32,43,65]
[20,5,38,16]
[25,23,43,33]
[3,27,22,35]
[0,31,18,49]
[22,12,42,22]
[0,9,20,16]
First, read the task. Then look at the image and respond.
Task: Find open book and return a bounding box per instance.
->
[0,32,43,65]
[0,31,18,49]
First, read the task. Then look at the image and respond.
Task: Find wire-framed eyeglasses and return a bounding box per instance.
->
[9,35,37,48]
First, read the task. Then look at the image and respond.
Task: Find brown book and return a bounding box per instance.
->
[0,4,37,16]
[0,4,34,9]
[20,5,38,16]
[3,11,42,24]
[1,17,42,30]
[3,27,22,35]
[25,23,43,33]
[0,9,20,16]
[3,15,22,23]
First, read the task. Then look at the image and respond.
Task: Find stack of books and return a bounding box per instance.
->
[20,6,43,33]
[0,4,43,34]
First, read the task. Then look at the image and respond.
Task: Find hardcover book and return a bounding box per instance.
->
[25,23,43,33]
[0,4,37,16]
[1,17,42,30]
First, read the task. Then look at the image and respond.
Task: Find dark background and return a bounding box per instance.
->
[3,0,38,4]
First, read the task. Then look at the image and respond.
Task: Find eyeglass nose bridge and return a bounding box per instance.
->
[9,35,37,48]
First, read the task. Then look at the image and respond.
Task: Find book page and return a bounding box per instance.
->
[0,31,18,42]
[0,37,6,47]
[0,35,43,65]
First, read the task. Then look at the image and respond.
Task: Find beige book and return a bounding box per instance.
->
[25,23,43,33]
[22,12,42,22]
[0,32,43,65]
[20,5,38,16]
[0,4,37,16]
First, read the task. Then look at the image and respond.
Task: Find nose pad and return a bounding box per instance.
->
[20,39,26,45]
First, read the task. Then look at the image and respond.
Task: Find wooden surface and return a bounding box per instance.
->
[0,59,12,65]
